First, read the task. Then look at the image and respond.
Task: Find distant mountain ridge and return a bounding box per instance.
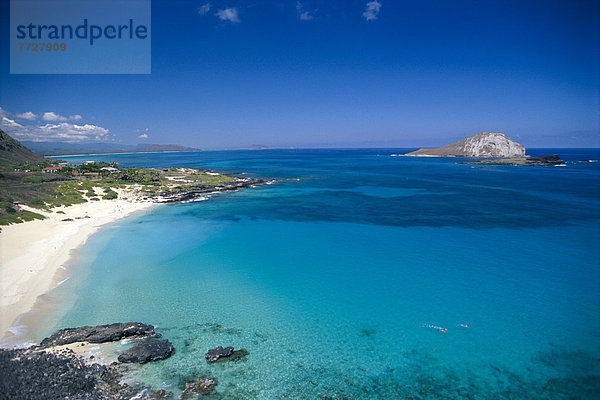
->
[22,141,201,156]
[247,144,271,150]
[133,144,201,153]
[405,132,526,158]
[0,130,45,164]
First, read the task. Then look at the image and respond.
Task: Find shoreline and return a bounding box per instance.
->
[0,188,157,345]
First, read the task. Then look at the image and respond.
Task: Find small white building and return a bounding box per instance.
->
[100,167,121,173]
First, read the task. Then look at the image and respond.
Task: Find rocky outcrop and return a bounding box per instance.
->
[0,345,177,400]
[151,178,266,203]
[0,346,140,400]
[527,155,564,165]
[205,346,249,363]
[405,131,526,158]
[40,322,159,348]
[463,154,565,166]
[1,323,180,399]
[1,323,253,399]
[117,339,174,364]
[181,377,218,398]
[0,347,103,399]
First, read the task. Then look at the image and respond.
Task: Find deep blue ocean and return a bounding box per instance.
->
[39,149,600,399]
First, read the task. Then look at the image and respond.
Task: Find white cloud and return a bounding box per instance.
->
[37,123,111,142]
[216,8,240,23]
[2,121,111,142]
[0,107,111,142]
[198,3,211,15]
[362,1,381,21]
[2,117,23,128]
[299,11,313,20]
[296,2,314,20]
[42,111,67,121]
[137,127,149,139]
[15,111,38,120]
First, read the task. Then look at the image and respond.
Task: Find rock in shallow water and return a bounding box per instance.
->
[205,345,233,362]
[40,322,159,348]
[181,377,218,398]
[1,323,181,399]
[147,389,173,399]
[117,339,174,364]
[205,346,249,363]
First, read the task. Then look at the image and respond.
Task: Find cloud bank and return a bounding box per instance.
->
[0,107,112,142]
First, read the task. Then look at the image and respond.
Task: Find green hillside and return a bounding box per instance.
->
[0,130,45,165]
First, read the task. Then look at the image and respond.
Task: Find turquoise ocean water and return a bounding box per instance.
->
[36,149,600,398]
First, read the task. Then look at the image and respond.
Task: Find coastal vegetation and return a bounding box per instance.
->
[0,130,261,225]
[0,165,253,225]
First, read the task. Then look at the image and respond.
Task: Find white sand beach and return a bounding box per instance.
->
[0,188,156,341]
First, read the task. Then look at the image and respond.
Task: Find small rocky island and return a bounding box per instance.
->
[404,131,565,166]
[405,131,526,158]
[0,322,242,399]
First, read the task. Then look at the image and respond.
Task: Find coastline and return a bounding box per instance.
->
[0,188,156,344]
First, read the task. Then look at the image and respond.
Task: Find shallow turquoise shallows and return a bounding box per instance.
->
[43,149,600,399]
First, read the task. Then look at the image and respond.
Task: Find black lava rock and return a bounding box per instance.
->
[0,347,107,400]
[40,322,159,348]
[117,339,174,364]
[205,346,233,362]
[1,323,177,399]
[205,346,249,363]
[528,154,564,164]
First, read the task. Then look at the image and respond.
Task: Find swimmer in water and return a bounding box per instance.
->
[422,324,448,334]
[457,324,469,328]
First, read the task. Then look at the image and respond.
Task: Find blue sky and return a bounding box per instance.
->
[0,0,598,149]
